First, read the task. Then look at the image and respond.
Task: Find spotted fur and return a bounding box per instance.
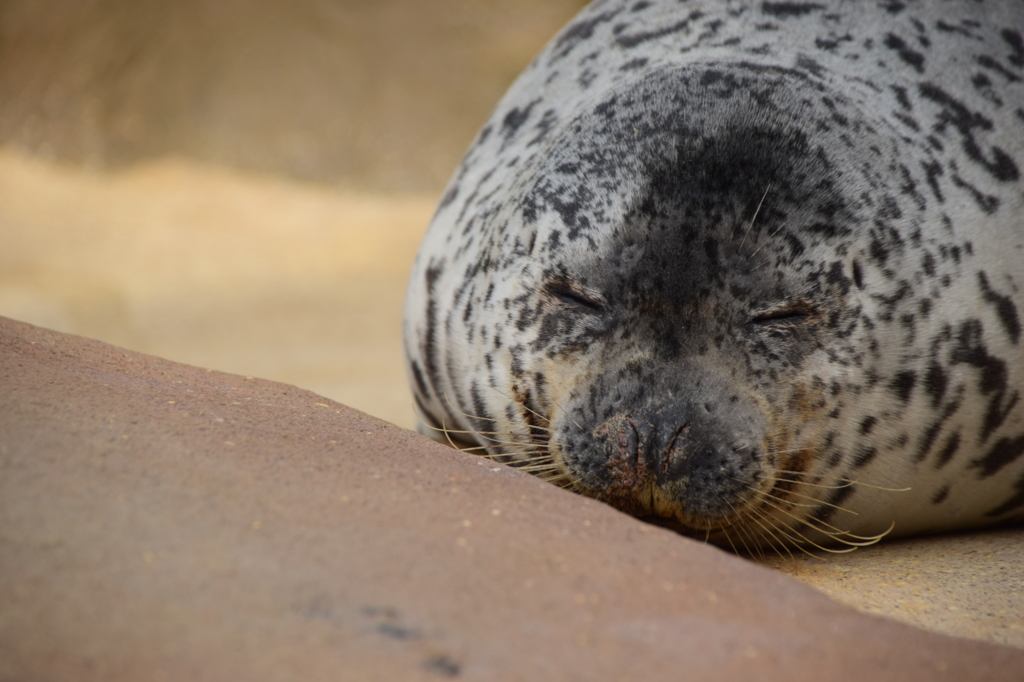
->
[404,0,1024,549]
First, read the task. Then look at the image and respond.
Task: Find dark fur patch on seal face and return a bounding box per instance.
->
[405,0,1024,550]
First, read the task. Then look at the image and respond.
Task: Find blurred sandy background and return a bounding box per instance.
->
[0,0,589,429]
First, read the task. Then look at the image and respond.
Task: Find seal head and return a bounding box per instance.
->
[505,64,884,539]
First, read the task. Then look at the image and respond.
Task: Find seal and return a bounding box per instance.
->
[403,0,1024,552]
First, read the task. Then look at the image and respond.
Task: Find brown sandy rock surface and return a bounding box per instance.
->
[2,315,1023,680]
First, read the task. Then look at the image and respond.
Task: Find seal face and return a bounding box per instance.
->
[404,0,1024,550]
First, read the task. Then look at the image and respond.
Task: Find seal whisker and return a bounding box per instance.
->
[430,426,548,438]
[739,529,768,561]
[717,524,742,557]
[517,462,562,473]
[810,521,896,547]
[740,505,807,560]
[727,472,862,520]
[430,431,546,452]
[465,434,545,449]
[773,471,911,493]
[412,401,476,448]
[426,397,557,457]
[747,481,861,517]
[442,434,527,451]
[770,476,856,491]
[747,220,787,260]
[738,183,772,251]
[752,494,892,548]
[744,506,812,559]
[478,451,553,464]
[415,400,543,455]
[752,492,863,539]
[546,473,579,491]
[442,391,554,433]
[533,391,584,433]
[483,387,554,427]
[751,489,893,544]
[716,498,774,560]
[426,423,553,462]
[751,514,862,554]
[723,509,762,559]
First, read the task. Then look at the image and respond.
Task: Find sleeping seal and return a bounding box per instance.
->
[403,0,1024,551]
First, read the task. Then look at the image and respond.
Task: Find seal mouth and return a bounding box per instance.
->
[550,409,773,532]
[636,513,744,538]
[544,414,876,552]
[579,479,765,539]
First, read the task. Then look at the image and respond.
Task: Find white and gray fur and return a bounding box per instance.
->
[404,0,1024,550]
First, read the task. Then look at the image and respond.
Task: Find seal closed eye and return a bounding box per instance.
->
[545,282,605,313]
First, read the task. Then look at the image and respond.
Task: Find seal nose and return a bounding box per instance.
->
[594,401,763,518]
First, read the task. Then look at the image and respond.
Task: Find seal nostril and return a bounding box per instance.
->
[616,418,640,464]
[704,402,713,413]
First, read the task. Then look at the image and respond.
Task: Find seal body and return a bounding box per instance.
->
[404,0,1024,550]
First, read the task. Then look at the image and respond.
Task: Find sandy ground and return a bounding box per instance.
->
[764,529,1024,648]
